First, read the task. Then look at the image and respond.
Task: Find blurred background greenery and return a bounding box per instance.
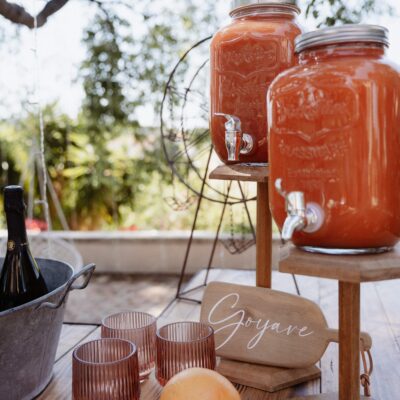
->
[0,0,393,230]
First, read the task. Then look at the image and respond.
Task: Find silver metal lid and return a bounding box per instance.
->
[295,24,389,53]
[230,0,299,14]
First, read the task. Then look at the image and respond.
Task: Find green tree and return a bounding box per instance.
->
[305,0,393,27]
[81,11,137,134]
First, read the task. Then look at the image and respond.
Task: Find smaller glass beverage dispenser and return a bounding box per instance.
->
[210,0,302,164]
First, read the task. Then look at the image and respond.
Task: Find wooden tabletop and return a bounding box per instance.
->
[209,163,269,183]
[280,245,400,283]
[38,268,400,399]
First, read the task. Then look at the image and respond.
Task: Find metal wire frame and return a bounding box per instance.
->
[159,35,256,205]
[174,148,256,305]
[158,37,257,308]
[220,183,256,255]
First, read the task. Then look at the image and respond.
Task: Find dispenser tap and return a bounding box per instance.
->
[275,178,324,242]
[215,113,253,162]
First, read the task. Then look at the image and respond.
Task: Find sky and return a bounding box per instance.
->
[0,0,399,127]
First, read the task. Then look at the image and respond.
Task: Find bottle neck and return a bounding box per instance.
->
[298,43,386,65]
[230,5,299,20]
[6,208,28,246]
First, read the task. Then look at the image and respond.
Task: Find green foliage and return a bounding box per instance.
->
[81,12,138,134]
[0,122,25,186]
[305,0,393,27]
[0,105,176,230]
[56,2,219,229]
[132,0,217,112]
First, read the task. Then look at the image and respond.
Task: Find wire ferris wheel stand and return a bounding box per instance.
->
[160,36,259,305]
[174,149,258,304]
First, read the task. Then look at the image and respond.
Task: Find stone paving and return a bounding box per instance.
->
[64,273,186,324]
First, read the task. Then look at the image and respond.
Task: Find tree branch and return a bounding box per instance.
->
[0,0,70,29]
[36,0,70,27]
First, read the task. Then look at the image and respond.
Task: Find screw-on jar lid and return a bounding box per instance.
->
[230,0,300,15]
[295,24,389,53]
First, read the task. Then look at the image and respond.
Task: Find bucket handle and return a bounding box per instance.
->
[37,263,96,310]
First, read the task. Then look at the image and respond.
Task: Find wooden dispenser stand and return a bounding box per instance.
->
[280,246,400,400]
[209,164,320,392]
[209,164,272,288]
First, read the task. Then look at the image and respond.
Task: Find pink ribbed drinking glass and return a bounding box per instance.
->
[72,338,140,400]
[101,311,156,381]
[156,321,216,386]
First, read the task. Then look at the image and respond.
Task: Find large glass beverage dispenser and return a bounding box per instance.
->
[268,25,400,254]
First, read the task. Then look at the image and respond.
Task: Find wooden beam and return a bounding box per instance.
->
[339,282,361,400]
[256,182,272,288]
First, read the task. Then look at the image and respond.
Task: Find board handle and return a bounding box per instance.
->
[326,328,372,350]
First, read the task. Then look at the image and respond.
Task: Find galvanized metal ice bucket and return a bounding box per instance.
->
[0,258,95,400]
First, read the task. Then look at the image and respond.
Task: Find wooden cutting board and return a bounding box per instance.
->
[200,282,372,368]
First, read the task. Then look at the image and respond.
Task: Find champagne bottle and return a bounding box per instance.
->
[0,186,48,312]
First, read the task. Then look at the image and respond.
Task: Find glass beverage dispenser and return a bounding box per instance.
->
[210,0,302,164]
[268,25,400,254]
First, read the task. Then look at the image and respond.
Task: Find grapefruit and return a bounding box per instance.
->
[160,368,240,400]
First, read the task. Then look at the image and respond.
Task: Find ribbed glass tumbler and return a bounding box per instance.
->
[101,311,157,381]
[156,321,216,386]
[72,338,140,400]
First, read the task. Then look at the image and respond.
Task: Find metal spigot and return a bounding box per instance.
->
[282,191,307,241]
[275,179,324,242]
[215,113,253,162]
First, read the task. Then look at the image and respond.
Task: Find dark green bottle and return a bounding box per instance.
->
[0,186,48,312]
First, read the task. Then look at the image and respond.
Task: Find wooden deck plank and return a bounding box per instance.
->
[294,274,400,399]
[373,280,400,351]
[142,374,162,400]
[312,279,339,395]
[295,276,339,394]
[360,282,400,399]
[181,268,300,295]
[38,328,101,400]
[55,323,98,362]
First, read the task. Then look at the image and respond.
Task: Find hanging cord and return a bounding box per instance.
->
[360,346,373,397]
[32,1,52,238]
[32,1,52,258]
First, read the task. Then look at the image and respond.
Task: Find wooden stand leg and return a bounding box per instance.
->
[256,182,272,288]
[339,281,361,400]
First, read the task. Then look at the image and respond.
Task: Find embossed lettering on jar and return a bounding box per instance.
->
[210,0,302,164]
[268,25,400,254]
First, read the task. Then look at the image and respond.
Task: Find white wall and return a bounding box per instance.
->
[0,230,280,274]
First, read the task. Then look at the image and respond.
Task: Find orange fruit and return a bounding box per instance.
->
[160,368,240,400]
